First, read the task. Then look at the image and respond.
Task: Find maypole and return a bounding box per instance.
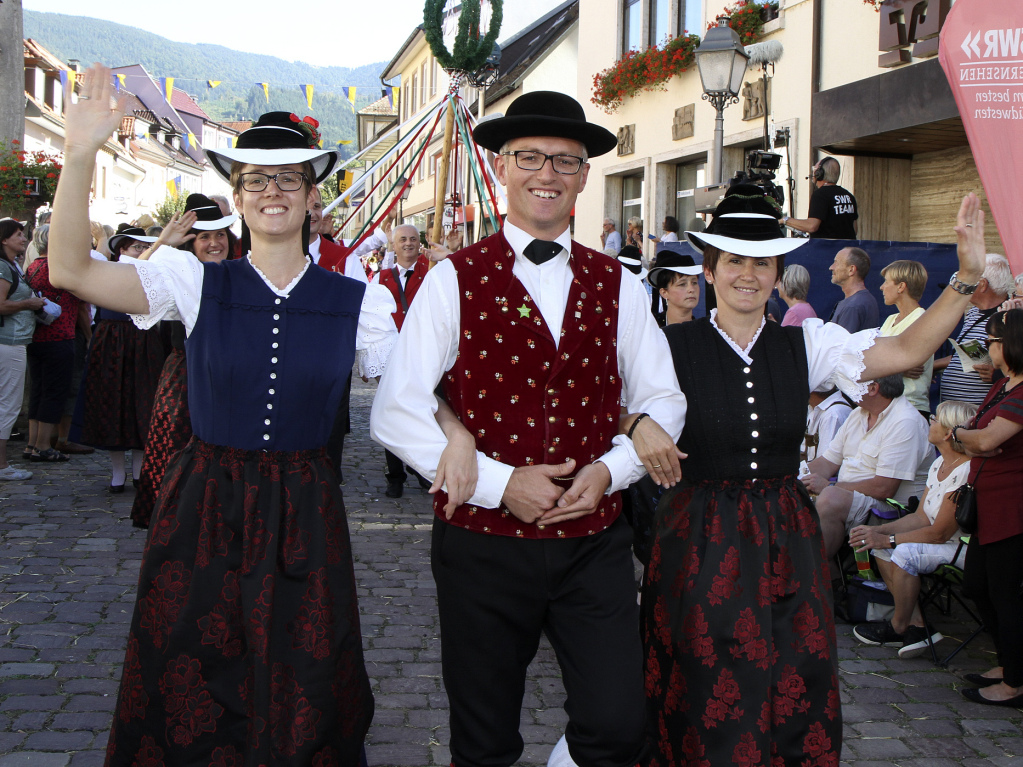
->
[423,0,503,247]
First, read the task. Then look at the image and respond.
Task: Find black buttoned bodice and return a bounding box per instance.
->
[666,318,810,481]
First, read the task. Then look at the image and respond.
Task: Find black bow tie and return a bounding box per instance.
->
[524,239,562,265]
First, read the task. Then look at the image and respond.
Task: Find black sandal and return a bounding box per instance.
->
[30,447,70,462]
[22,446,37,460]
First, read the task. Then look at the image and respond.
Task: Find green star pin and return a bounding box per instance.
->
[517,305,531,318]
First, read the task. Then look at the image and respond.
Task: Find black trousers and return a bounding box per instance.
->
[965,532,1023,687]
[431,516,646,767]
[27,338,74,425]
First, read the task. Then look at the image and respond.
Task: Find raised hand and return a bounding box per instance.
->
[953,193,986,284]
[156,211,198,249]
[63,64,128,156]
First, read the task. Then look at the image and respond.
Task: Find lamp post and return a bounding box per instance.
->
[397,176,411,222]
[695,17,750,185]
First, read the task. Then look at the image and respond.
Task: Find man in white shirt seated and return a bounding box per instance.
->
[802,386,854,464]
[802,373,933,561]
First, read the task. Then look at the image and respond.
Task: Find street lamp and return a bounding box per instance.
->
[695,16,750,185]
[397,176,411,221]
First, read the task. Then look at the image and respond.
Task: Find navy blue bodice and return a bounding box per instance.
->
[96,308,131,322]
[185,259,366,451]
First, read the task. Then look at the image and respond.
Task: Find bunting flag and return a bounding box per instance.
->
[386,86,399,108]
[344,86,357,112]
[207,80,221,89]
[303,84,315,110]
[336,169,354,194]
[166,175,181,196]
[259,82,270,103]
[337,140,354,145]
[116,74,126,91]
[183,132,196,149]
[60,70,76,93]
[162,77,175,103]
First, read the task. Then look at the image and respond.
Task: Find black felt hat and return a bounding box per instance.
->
[647,252,703,287]
[473,91,618,158]
[205,111,339,184]
[686,184,805,257]
[107,223,157,256]
[183,193,238,230]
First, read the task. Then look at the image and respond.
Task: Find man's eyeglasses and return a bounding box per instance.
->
[238,171,308,193]
[500,151,585,175]
[983,337,1003,351]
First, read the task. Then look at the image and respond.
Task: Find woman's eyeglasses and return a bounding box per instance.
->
[983,337,1003,351]
[238,171,308,192]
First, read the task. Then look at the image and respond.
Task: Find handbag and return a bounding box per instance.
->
[953,457,987,534]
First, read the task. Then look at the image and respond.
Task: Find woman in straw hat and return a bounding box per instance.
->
[49,65,384,765]
[627,184,988,765]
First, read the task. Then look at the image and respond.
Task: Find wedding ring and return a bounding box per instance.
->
[862,539,866,545]
[78,95,91,100]
[652,464,661,468]
[966,224,974,227]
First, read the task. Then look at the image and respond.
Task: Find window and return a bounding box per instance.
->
[623,0,643,52]
[431,59,439,96]
[420,61,428,106]
[622,173,644,233]
[410,74,418,116]
[622,0,700,52]
[674,161,705,230]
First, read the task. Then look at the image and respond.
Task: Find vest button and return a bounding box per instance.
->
[538,524,545,530]
[548,446,556,453]
[751,447,757,454]
[752,430,759,437]
[263,434,270,441]
[743,367,751,374]
[272,327,279,334]
[548,416,556,423]
[746,381,753,388]
[750,462,758,469]
[275,298,281,305]
[747,396,754,404]
[273,314,280,321]
[750,413,758,420]
[547,388,555,395]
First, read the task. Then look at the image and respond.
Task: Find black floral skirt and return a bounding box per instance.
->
[641,475,841,767]
[131,350,190,529]
[79,320,166,450]
[105,438,374,766]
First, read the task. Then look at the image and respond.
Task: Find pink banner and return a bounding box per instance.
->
[938,0,1023,274]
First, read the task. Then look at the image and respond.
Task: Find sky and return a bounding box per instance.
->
[22,0,567,69]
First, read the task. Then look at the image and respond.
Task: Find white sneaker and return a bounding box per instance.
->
[547,735,580,767]
[0,465,33,481]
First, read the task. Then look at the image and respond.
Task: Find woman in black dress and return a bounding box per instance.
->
[129,194,237,527]
[630,186,988,766]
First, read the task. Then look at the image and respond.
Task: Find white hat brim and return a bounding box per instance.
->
[191,213,238,231]
[647,264,704,285]
[685,230,807,257]
[205,147,339,184]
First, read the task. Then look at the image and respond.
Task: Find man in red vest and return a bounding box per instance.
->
[307,188,368,284]
[371,92,685,767]
[378,223,431,496]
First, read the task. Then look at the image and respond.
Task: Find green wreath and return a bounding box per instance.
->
[423,0,503,73]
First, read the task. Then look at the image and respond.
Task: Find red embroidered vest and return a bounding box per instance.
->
[434,232,624,539]
[378,255,430,330]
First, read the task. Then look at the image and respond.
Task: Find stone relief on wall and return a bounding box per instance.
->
[617,124,635,156]
[672,105,694,140]
[742,79,770,121]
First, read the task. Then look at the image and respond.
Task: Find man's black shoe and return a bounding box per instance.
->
[385,482,404,498]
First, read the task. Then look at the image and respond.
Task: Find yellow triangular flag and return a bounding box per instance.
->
[337,140,353,145]
[304,84,314,110]
[207,80,221,89]
[163,77,174,103]
[116,74,126,89]
[166,179,178,196]
[261,82,269,103]
[345,86,356,111]
[188,132,196,149]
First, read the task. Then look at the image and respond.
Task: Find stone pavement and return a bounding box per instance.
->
[0,378,1019,766]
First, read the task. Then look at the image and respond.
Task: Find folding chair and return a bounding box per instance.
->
[918,536,985,667]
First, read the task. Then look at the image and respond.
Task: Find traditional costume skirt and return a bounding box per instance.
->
[131,349,190,529]
[78,319,166,450]
[105,438,374,766]
[641,475,841,767]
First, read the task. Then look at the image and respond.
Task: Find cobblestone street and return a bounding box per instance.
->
[1,379,1021,766]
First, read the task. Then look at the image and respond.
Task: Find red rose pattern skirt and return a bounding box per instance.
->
[80,320,166,450]
[131,350,190,529]
[105,438,374,766]
[641,476,841,767]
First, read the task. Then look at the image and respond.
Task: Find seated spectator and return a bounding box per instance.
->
[779,263,817,327]
[936,254,1013,405]
[879,260,934,417]
[827,246,879,333]
[802,386,854,464]
[849,399,977,658]
[652,215,680,244]
[803,373,934,561]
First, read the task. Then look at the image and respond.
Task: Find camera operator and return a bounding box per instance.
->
[782,156,858,239]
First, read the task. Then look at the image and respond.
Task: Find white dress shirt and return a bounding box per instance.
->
[370,220,687,510]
